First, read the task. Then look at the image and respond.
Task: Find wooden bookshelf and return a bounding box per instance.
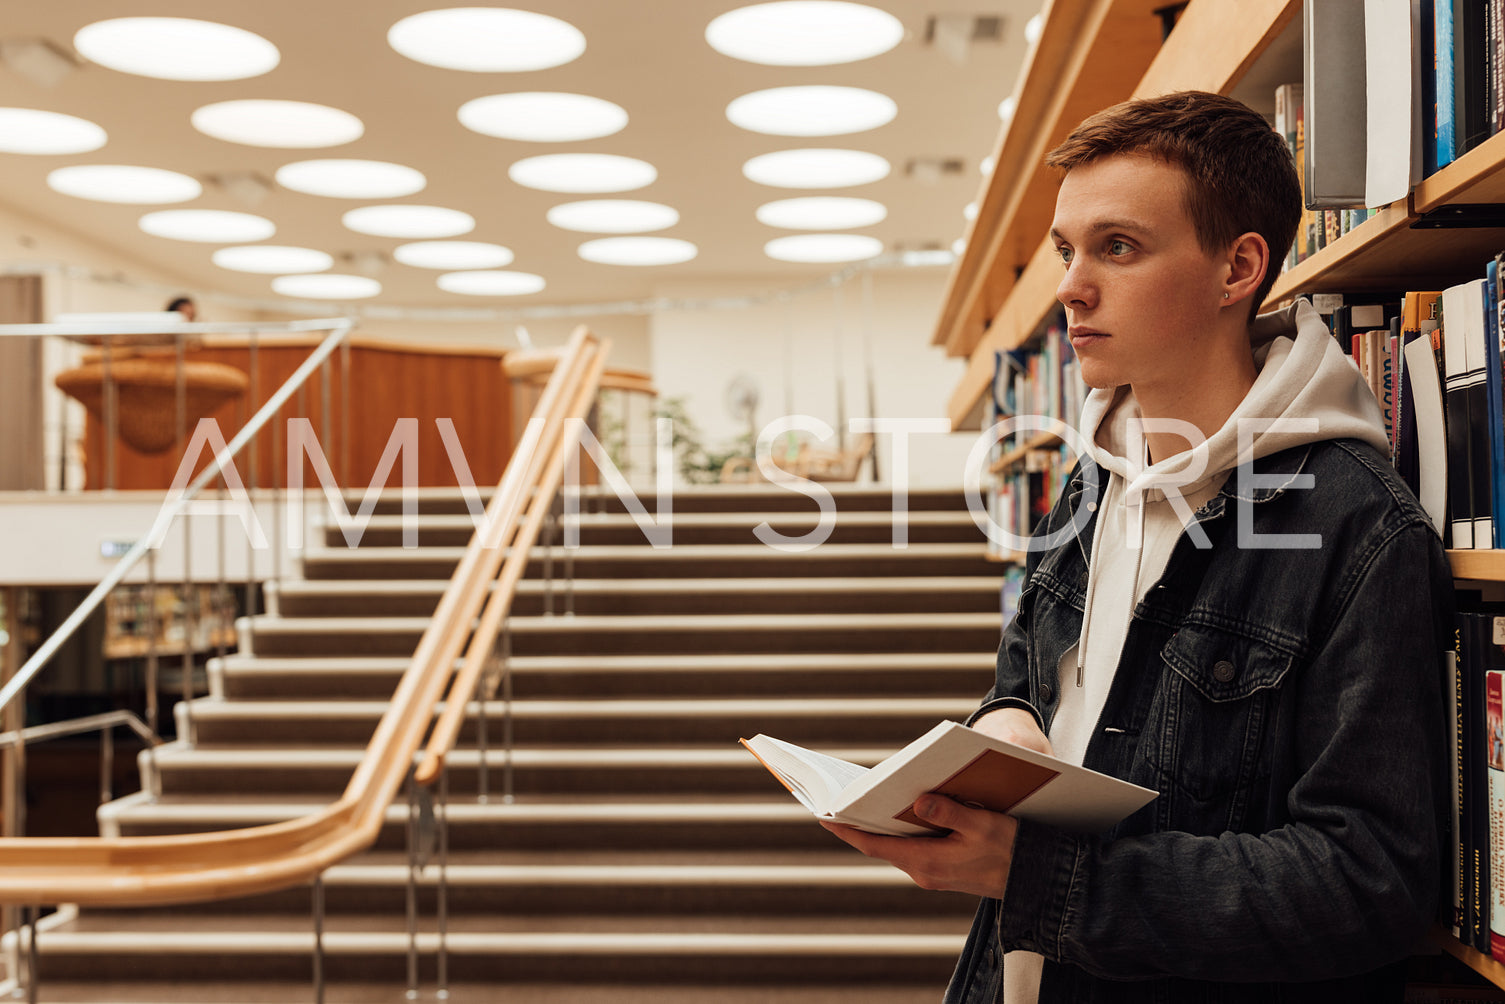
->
[1449,550,1505,582]
[1436,931,1505,988]
[932,0,1505,992]
[988,430,1066,475]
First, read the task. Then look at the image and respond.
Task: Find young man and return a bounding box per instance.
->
[823,91,1453,1002]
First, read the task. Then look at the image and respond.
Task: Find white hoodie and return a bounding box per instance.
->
[1004,299,1389,1004]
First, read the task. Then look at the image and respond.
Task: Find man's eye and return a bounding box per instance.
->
[1108,239,1132,255]
[1056,245,1073,266]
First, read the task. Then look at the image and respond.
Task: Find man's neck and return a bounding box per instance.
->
[1132,330,1259,464]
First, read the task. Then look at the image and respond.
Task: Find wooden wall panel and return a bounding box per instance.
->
[76,338,512,492]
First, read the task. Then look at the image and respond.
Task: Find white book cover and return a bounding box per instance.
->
[1364,0,1423,207]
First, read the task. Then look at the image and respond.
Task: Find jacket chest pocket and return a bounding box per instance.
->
[1139,624,1293,820]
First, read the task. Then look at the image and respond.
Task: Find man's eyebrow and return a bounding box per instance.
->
[1050,219,1155,242]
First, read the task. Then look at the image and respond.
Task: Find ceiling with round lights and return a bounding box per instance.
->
[547,201,680,234]
[743,148,892,188]
[272,274,382,300]
[578,237,699,267]
[212,245,333,274]
[706,2,904,66]
[192,100,364,148]
[727,85,897,136]
[388,8,586,72]
[139,209,275,243]
[437,271,547,296]
[459,93,628,143]
[0,108,106,155]
[48,165,201,204]
[756,196,887,230]
[765,233,885,263]
[394,242,515,270]
[275,160,427,200]
[0,1,1032,308]
[342,205,475,239]
[74,17,279,81]
[509,154,658,194]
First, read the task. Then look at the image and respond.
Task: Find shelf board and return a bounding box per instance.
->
[1449,549,1505,582]
[988,431,1066,474]
[1434,929,1505,990]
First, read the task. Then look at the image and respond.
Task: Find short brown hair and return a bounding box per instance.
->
[1046,91,1301,316]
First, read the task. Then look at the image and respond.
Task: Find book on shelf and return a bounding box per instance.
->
[1304,0,1369,207]
[1489,665,1505,960]
[1442,279,1492,548]
[1402,291,1448,534]
[1365,0,1426,207]
[1437,0,1458,168]
[740,720,1157,837]
[1454,0,1491,156]
[1456,609,1505,955]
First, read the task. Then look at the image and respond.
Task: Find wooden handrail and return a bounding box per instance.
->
[0,326,604,908]
[414,337,609,786]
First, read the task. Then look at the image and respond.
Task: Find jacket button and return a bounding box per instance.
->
[1041,683,1054,702]
[1213,660,1236,683]
[1077,572,1088,590]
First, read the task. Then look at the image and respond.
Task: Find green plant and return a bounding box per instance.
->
[653,396,754,484]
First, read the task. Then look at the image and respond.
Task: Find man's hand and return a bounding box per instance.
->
[972,706,1054,757]
[819,794,1020,900]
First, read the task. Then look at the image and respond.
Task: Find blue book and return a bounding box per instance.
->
[1437,0,1457,168]
[1485,262,1505,547]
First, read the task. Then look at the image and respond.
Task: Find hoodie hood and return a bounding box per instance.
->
[1076,298,1389,498]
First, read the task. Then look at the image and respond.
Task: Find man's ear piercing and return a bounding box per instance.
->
[1223,292,1230,299]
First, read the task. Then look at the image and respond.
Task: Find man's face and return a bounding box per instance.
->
[1049,153,1230,393]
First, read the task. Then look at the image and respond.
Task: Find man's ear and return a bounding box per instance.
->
[1222,232,1269,308]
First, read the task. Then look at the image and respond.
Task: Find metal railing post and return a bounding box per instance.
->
[311,874,325,1004]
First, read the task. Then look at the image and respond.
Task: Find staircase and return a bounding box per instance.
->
[33,483,1003,1002]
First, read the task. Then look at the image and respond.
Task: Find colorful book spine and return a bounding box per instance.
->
[1437,0,1458,168]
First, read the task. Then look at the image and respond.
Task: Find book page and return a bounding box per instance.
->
[741,735,869,813]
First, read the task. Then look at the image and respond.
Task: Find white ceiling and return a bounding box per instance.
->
[0,1,1038,315]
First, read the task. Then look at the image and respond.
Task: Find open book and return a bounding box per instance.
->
[741,720,1157,837]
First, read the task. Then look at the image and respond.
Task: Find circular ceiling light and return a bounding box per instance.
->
[998,95,1017,122]
[213,245,333,274]
[438,270,546,296]
[276,159,426,199]
[509,154,657,194]
[139,209,274,243]
[74,17,279,81]
[272,274,382,300]
[342,205,476,239]
[755,196,887,229]
[459,92,627,142]
[578,237,698,266]
[706,1,903,65]
[765,233,883,263]
[192,100,364,148]
[742,148,891,188]
[0,108,106,155]
[47,165,201,204]
[388,8,585,72]
[546,200,679,233]
[394,241,514,269]
[727,85,896,136]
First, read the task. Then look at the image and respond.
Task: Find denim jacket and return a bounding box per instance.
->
[946,437,1453,1004]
